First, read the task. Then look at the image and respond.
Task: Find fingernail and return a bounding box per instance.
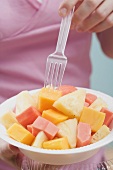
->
[59,8,67,17]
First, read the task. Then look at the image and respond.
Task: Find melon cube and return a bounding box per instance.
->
[42,137,70,150]
[44,122,59,140]
[16,106,41,128]
[77,122,91,147]
[7,123,35,145]
[42,109,68,124]
[101,107,113,126]
[38,88,62,113]
[32,116,49,136]
[85,93,97,105]
[80,107,105,132]
[27,124,33,133]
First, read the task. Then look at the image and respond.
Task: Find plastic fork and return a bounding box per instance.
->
[44,10,74,88]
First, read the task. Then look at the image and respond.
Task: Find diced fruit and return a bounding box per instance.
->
[32,131,48,148]
[31,91,39,105]
[16,106,41,128]
[109,119,113,130]
[27,124,33,133]
[53,89,86,119]
[42,109,68,124]
[57,85,77,95]
[89,98,107,111]
[77,122,91,147]
[42,137,70,150]
[0,111,18,129]
[91,125,110,144]
[32,116,49,136]
[44,122,59,140]
[101,107,113,126]
[80,107,105,132]
[38,88,62,113]
[85,93,97,105]
[57,118,77,148]
[16,91,37,115]
[32,127,39,137]
[84,102,89,107]
[7,123,35,145]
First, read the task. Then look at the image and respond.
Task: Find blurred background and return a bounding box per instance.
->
[90,34,113,97]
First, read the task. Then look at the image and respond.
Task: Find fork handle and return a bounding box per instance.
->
[55,10,74,55]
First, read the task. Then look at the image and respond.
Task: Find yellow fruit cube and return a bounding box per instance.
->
[38,88,62,112]
[42,137,70,150]
[7,123,35,145]
[80,107,105,132]
[42,109,68,124]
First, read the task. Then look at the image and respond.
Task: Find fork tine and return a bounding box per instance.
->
[56,62,67,88]
[44,61,52,87]
[53,63,61,88]
[49,62,56,87]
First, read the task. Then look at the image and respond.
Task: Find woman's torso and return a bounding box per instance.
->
[0,0,92,103]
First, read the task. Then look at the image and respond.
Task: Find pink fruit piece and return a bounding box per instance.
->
[44,122,59,140]
[85,93,97,105]
[77,122,91,147]
[32,116,49,136]
[16,106,41,128]
[101,107,113,126]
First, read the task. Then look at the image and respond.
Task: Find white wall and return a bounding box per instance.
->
[90,34,113,97]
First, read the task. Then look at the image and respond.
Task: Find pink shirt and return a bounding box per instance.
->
[0,0,92,103]
[0,0,105,169]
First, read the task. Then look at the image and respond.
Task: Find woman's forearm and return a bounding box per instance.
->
[97,27,113,58]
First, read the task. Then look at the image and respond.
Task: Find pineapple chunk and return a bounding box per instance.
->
[53,89,86,119]
[91,125,110,144]
[1,111,18,129]
[16,91,37,115]
[32,131,48,148]
[57,118,78,148]
[89,97,107,111]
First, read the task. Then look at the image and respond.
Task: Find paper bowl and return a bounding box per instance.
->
[0,88,113,165]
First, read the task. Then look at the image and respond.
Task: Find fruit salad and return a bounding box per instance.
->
[1,85,112,150]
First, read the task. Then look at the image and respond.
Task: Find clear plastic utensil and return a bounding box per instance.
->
[44,10,74,88]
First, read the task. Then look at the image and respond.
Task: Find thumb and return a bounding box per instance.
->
[59,0,79,17]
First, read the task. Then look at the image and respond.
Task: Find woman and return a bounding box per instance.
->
[0,0,113,169]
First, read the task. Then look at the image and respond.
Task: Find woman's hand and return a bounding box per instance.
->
[59,0,113,32]
[0,140,23,169]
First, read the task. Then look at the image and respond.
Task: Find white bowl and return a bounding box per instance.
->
[0,88,113,165]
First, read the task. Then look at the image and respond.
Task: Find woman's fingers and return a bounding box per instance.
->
[76,0,113,31]
[72,0,103,28]
[59,0,78,17]
[0,143,23,169]
[59,0,113,32]
[90,12,113,32]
